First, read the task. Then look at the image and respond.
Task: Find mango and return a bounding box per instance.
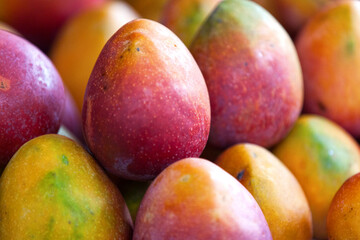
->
[0,0,107,51]
[216,143,312,240]
[0,134,132,239]
[124,0,167,21]
[133,158,272,240]
[253,0,334,36]
[273,115,360,239]
[0,30,65,167]
[190,0,303,149]
[83,19,210,181]
[160,0,222,46]
[296,0,360,139]
[327,172,360,239]
[51,1,138,111]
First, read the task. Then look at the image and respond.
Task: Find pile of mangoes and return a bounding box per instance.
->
[1,0,359,239]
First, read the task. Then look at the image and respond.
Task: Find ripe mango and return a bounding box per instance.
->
[190,0,303,149]
[83,19,210,181]
[273,115,360,239]
[327,172,360,239]
[133,158,272,240]
[216,144,312,240]
[0,30,65,166]
[0,134,132,239]
[296,0,360,138]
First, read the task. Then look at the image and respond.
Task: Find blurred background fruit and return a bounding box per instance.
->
[160,0,222,47]
[124,0,167,21]
[0,134,133,239]
[0,0,108,51]
[252,0,334,37]
[0,21,19,34]
[273,115,360,239]
[82,19,210,181]
[60,88,84,142]
[296,0,360,139]
[133,158,272,240]
[216,144,313,240]
[191,0,303,149]
[0,30,65,167]
[327,172,360,239]
[51,1,138,112]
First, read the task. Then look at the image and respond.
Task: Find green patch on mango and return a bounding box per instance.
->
[294,119,354,174]
[62,155,69,165]
[37,169,94,239]
[346,37,355,56]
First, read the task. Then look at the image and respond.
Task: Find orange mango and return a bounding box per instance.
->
[273,115,360,239]
[51,1,138,111]
[327,172,360,239]
[216,143,312,240]
[296,0,360,138]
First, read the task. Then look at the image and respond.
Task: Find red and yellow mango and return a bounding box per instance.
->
[296,0,360,138]
[190,0,303,149]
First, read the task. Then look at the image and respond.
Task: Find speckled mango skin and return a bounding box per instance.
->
[0,30,65,167]
[0,134,133,240]
[216,144,312,240]
[82,19,211,181]
[327,172,360,240]
[160,0,221,46]
[51,1,138,112]
[190,0,303,149]
[272,115,360,239]
[296,0,360,139]
[133,158,272,240]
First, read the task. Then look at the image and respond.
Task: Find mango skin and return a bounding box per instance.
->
[51,1,139,112]
[160,0,221,46]
[216,144,312,240]
[0,30,65,167]
[296,0,360,139]
[190,0,303,149]
[83,19,210,181]
[327,172,360,239]
[133,158,272,240]
[0,0,107,51]
[0,134,132,239]
[273,115,360,239]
